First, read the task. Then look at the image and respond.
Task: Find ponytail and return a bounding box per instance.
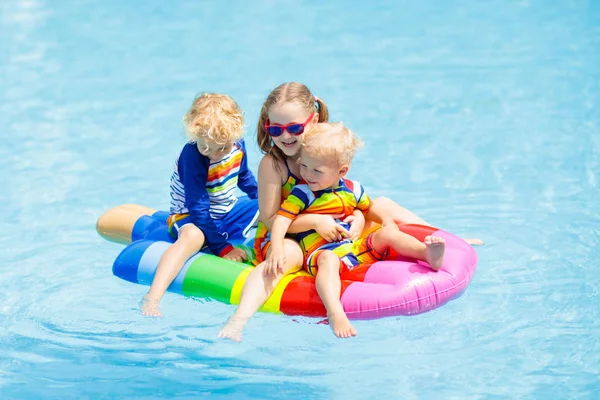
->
[315,97,329,122]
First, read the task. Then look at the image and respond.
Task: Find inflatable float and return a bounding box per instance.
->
[97,204,478,319]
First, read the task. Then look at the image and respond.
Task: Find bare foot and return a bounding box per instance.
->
[424,235,446,270]
[464,238,484,246]
[328,312,357,339]
[217,316,248,342]
[140,294,162,317]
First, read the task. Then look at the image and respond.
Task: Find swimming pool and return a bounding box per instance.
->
[1,0,599,398]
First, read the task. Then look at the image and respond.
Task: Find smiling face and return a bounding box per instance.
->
[299,149,348,191]
[267,102,318,158]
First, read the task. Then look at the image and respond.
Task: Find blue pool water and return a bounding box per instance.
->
[1,0,599,398]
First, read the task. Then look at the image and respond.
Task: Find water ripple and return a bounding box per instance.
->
[1,0,600,398]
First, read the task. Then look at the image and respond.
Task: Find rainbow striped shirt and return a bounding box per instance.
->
[169,139,258,254]
[276,178,372,257]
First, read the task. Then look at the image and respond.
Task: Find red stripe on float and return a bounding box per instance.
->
[399,224,438,242]
[279,277,353,318]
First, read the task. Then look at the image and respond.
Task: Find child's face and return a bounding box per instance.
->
[196,138,233,162]
[299,150,347,191]
[267,102,318,158]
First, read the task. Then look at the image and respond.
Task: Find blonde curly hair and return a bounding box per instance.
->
[183,92,245,145]
[302,122,364,166]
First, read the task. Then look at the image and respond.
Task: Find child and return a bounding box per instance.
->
[141,93,259,317]
[265,122,446,338]
[218,83,471,342]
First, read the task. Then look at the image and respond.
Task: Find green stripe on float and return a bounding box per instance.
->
[181,254,247,303]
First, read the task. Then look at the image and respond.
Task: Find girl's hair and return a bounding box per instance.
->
[183,92,245,145]
[257,82,329,168]
[302,122,363,167]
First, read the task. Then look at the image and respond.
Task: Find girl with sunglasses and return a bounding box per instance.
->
[218,82,482,341]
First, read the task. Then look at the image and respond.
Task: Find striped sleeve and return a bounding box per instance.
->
[276,185,313,220]
[349,179,372,212]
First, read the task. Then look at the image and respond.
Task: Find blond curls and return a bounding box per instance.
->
[183,92,245,145]
[302,122,364,166]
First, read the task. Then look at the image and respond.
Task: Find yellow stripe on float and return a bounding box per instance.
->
[260,272,299,314]
[229,268,309,314]
[229,267,253,305]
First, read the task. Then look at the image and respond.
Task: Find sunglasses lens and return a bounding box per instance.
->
[267,127,284,137]
[286,124,304,135]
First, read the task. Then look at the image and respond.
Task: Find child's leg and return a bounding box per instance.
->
[314,250,357,339]
[218,238,304,342]
[373,196,430,225]
[368,197,484,246]
[141,224,205,316]
[370,224,446,271]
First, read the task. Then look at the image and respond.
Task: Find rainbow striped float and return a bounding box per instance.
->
[97,204,478,319]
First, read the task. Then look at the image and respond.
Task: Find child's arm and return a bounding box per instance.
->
[263,186,312,275]
[257,156,287,230]
[236,139,258,199]
[179,144,238,258]
[264,215,293,276]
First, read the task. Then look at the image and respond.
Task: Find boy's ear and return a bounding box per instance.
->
[339,165,349,176]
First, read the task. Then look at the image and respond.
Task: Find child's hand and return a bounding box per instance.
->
[343,212,365,242]
[264,248,285,277]
[315,215,350,242]
[223,247,248,263]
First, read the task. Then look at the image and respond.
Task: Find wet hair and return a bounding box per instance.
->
[257,82,330,169]
[183,92,245,145]
[302,122,363,167]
